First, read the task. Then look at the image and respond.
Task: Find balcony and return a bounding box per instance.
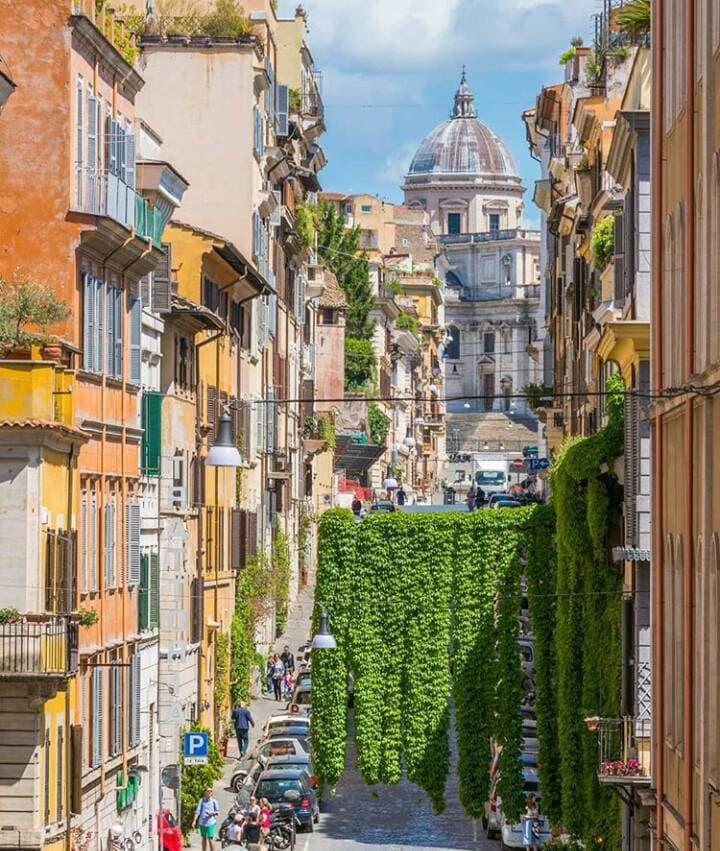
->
[0,615,78,678]
[595,716,651,786]
[438,228,539,246]
[76,168,162,244]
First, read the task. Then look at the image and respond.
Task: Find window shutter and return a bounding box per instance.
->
[268,293,277,338]
[111,665,122,756]
[231,509,246,570]
[150,551,160,630]
[140,275,150,306]
[255,401,264,456]
[118,124,127,184]
[129,294,142,384]
[114,288,123,378]
[94,277,103,373]
[266,387,275,453]
[106,284,114,377]
[207,386,218,444]
[125,132,135,190]
[76,80,84,208]
[613,212,626,302]
[141,392,163,476]
[87,94,97,211]
[83,273,94,372]
[92,668,103,767]
[126,503,141,585]
[81,493,88,592]
[152,243,173,312]
[130,654,141,747]
[90,493,97,591]
[104,502,113,589]
[139,554,149,631]
[108,117,117,175]
[276,84,289,137]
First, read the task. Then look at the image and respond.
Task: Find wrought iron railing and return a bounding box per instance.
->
[0,615,78,677]
[596,716,651,784]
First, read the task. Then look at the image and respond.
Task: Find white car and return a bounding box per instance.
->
[261,713,311,740]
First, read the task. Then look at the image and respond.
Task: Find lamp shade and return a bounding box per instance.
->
[311,612,337,650]
[383,476,398,490]
[427,383,438,394]
[403,430,416,448]
[206,414,243,467]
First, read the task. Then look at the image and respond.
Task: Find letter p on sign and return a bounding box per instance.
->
[183,731,209,765]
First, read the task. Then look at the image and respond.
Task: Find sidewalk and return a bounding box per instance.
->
[187,585,315,847]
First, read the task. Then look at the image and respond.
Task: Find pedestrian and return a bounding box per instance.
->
[259,798,272,842]
[351,495,362,517]
[280,643,295,673]
[191,787,220,851]
[522,793,541,851]
[466,485,476,511]
[475,486,485,509]
[231,699,254,758]
[282,669,294,701]
[241,813,264,850]
[265,654,274,695]
[225,814,244,847]
[271,654,284,701]
[242,796,261,822]
[396,485,406,506]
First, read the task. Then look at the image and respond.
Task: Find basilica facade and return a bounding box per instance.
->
[403,71,543,415]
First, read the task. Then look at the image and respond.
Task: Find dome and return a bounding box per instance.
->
[407,69,518,179]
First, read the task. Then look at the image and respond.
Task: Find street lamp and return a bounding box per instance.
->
[403,429,416,448]
[427,382,438,394]
[206,413,242,467]
[311,610,337,650]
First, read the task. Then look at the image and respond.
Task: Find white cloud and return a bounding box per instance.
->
[372,141,419,188]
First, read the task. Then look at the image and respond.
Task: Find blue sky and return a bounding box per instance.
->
[279,0,603,226]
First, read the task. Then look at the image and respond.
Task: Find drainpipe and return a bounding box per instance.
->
[651,0,665,847]
[65,442,77,851]
[683,0,696,847]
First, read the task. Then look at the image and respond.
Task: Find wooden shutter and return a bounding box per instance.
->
[87,94,97,210]
[125,132,135,189]
[76,80,84,207]
[139,554,149,631]
[613,212,625,302]
[92,668,103,767]
[152,244,173,313]
[114,288,123,378]
[140,275,150,306]
[191,577,204,644]
[104,502,113,588]
[89,492,97,591]
[231,509,247,570]
[82,273,94,371]
[193,454,206,507]
[95,277,103,374]
[276,84,289,136]
[106,284,114,377]
[142,392,162,476]
[111,664,122,756]
[149,551,160,629]
[218,508,225,575]
[129,293,141,384]
[126,502,141,585]
[130,654,141,747]
[247,512,258,558]
[207,385,218,444]
[81,493,88,592]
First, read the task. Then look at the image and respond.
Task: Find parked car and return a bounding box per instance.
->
[264,753,318,788]
[249,735,311,761]
[262,714,311,740]
[518,638,535,671]
[157,810,183,851]
[369,500,395,512]
[265,726,312,742]
[253,769,319,831]
[295,668,312,687]
[490,497,523,509]
[288,684,312,715]
[489,748,538,779]
[500,773,552,848]
[484,769,543,841]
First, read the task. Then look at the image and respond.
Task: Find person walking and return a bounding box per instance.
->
[522,793,541,851]
[280,644,295,673]
[475,486,486,509]
[241,814,264,850]
[231,699,254,758]
[259,799,272,843]
[192,787,220,851]
[396,485,406,506]
[466,485,476,511]
[271,654,284,701]
[351,495,362,517]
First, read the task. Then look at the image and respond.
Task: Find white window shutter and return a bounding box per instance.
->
[126,503,141,585]
[81,493,88,592]
[111,665,121,756]
[125,132,136,190]
[130,654,141,747]
[255,400,263,457]
[114,288,123,378]
[268,293,277,338]
[276,84,289,137]
[92,668,103,767]
[83,273,94,371]
[270,190,282,227]
[90,493,97,591]
[87,94,97,211]
[106,284,114,376]
[103,502,112,588]
[76,80,84,208]
[94,278,103,374]
[129,294,142,384]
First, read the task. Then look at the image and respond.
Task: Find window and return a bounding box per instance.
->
[110,662,122,757]
[361,204,372,213]
[106,284,123,379]
[44,730,51,825]
[128,291,141,384]
[129,654,141,747]
[402,238,409,248]
[484,332,496,354]
[489,213,500,232]
[141,392,163,476]
[445,326,460,360]
[174,334,194,392]
[320,308,336,325]
[447,213,461,234]
[126,502,141,585]
[253,104,265,158]
[103,497,117,589]
[75,77,84,208]
[56,725,63,822]
[230,300,244,336]
[91,667,103,768]
[202,277,220,312]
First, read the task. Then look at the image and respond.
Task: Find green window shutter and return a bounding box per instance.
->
[139,554,149,632]
[149,551,160,630]
[141,392,163,476]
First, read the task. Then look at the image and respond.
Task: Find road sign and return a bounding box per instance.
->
[527,458,550,471]
[183,732,209,765]
[522,445,539,458]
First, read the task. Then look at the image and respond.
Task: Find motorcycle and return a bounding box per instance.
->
[267,802,300,850]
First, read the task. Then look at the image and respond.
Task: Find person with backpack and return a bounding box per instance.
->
[280,644,295,673]
[271,654,284,701]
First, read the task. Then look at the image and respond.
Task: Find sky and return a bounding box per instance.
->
[278,0,604,226]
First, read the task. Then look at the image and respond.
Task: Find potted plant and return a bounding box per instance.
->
[0,607,20,625]
[74,607,98,627]
[0,275,71,359]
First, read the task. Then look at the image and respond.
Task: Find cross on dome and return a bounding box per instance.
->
[452,67,476,119]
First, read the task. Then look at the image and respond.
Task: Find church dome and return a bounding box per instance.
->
[407,70,518,179]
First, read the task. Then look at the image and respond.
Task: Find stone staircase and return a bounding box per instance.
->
[446,411,540,453]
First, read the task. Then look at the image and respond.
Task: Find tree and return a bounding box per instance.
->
[344,337,376,391]
[0,275,71,347]
[316,203,375,339]
[180,725,224,837]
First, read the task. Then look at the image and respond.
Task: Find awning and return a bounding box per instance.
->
[334,435,385,476]
[612,547,651,563]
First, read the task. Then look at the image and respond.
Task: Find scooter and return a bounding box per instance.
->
[268,803,299,850]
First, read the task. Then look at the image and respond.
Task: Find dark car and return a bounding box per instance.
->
[265,753,318,788]
[369,500,395,512]
[295,668,312,687]
[254,769,319,830]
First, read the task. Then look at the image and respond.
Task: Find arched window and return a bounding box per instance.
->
[445,326,460,360]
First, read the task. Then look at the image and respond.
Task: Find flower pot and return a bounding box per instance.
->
[41,344,63,361]
[2,345,31,360]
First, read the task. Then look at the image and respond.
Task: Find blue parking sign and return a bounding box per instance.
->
[183,731,209,765]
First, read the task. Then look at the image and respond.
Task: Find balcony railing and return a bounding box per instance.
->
[76,168,162,243]
[302,71,324,120]
[0,615,78,678]
[438,228,539,246]
[596,716,651,786]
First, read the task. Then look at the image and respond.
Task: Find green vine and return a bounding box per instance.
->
[180,724,223,837]
[367,401,390,445]
[591,214,615,269]
[213,631,230,740]
[272,529,291,636]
